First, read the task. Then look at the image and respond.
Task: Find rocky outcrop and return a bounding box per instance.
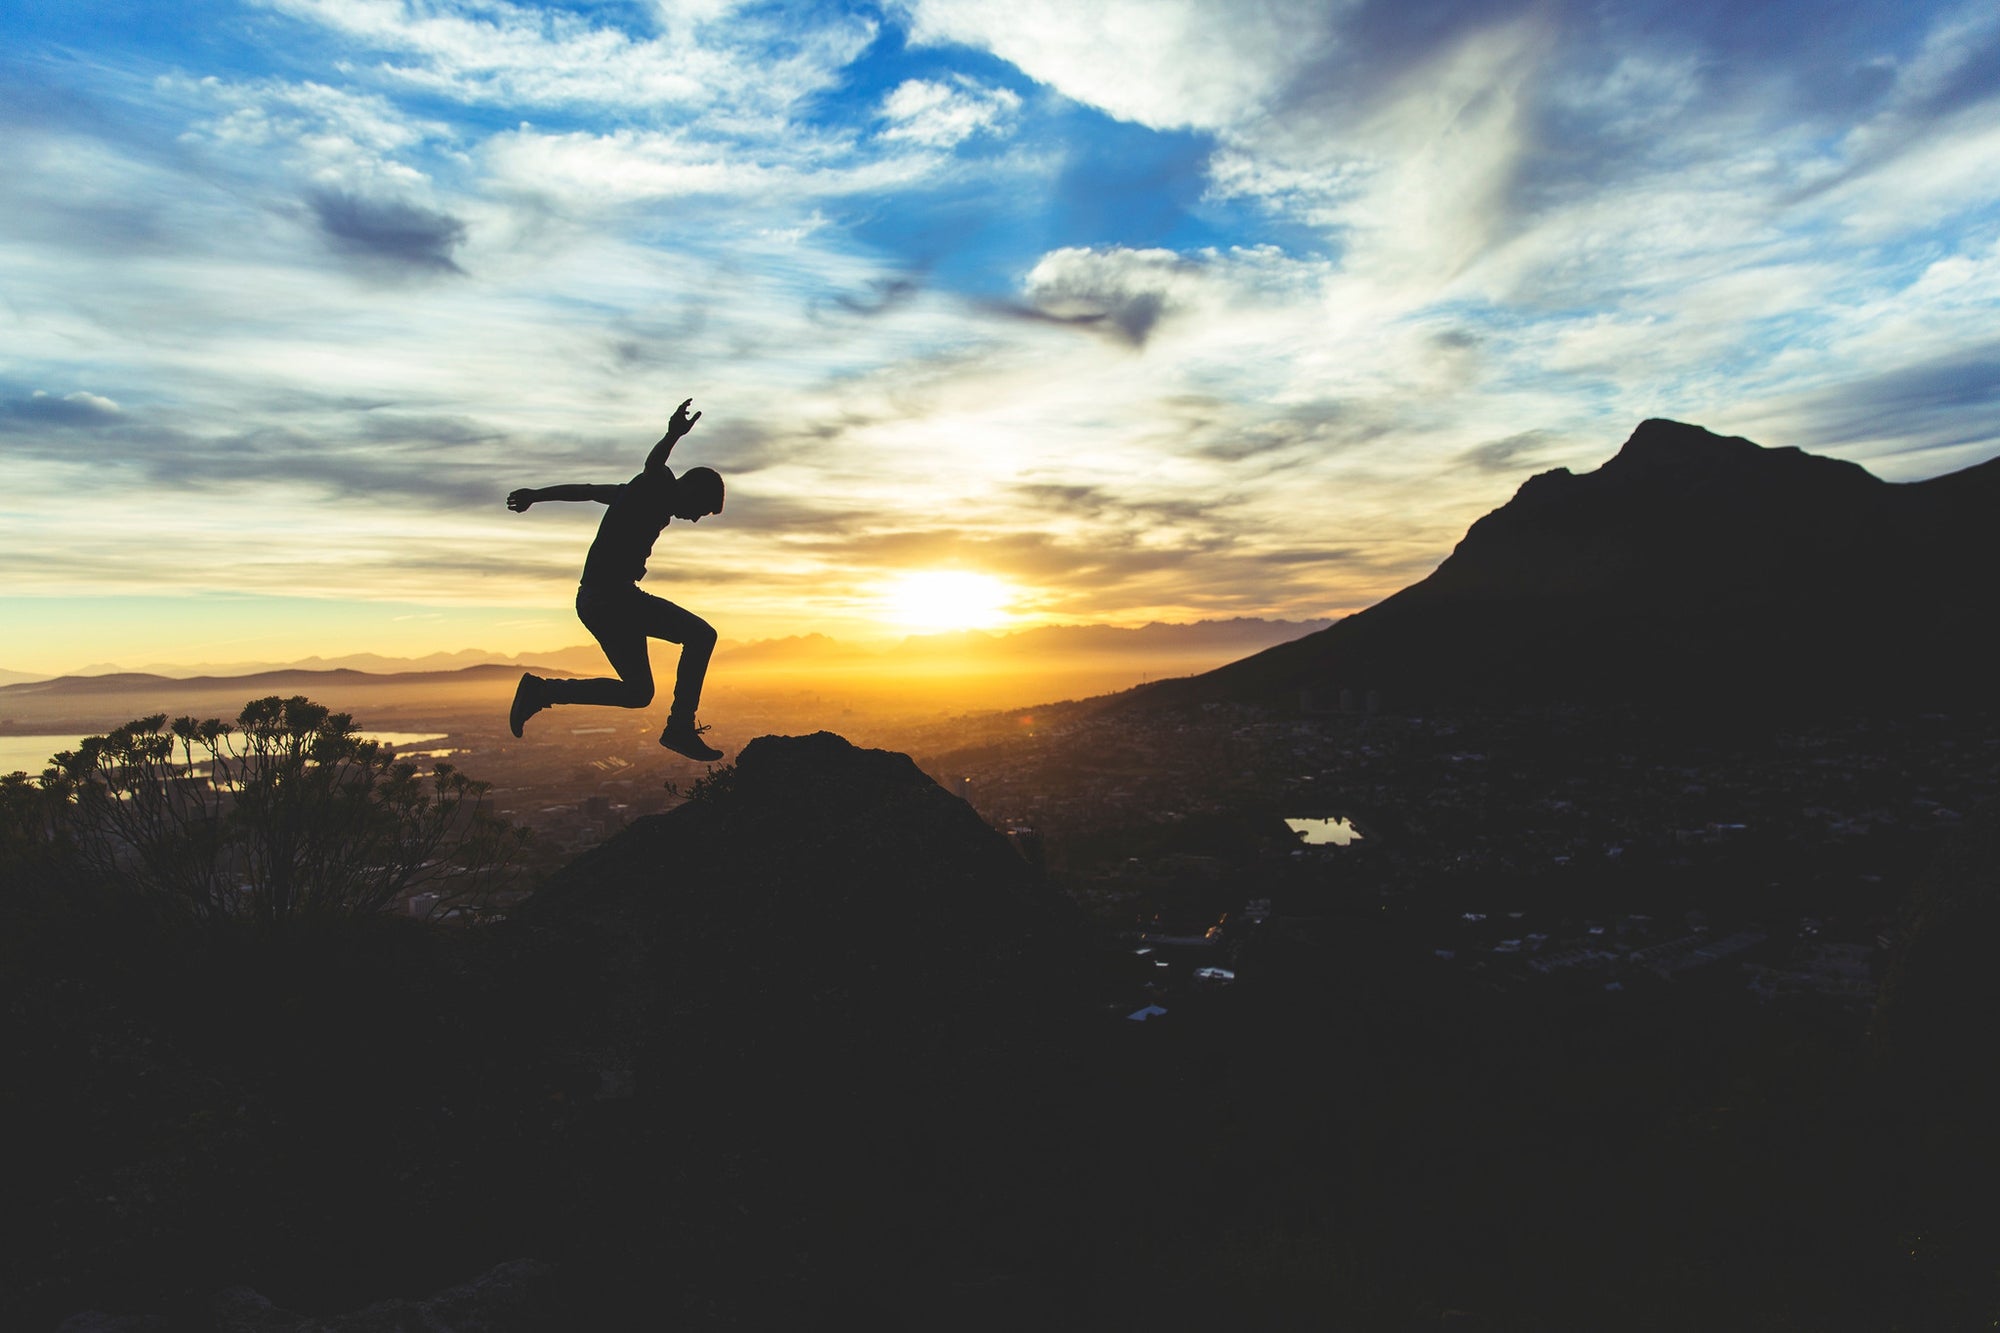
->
[486,732,1086,1323]
[523,730,1073,1037]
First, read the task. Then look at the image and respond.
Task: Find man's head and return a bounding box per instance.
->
[674,466,724,522]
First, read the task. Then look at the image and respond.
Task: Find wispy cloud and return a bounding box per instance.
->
[878,76,1021,148]
[255,0,873,113]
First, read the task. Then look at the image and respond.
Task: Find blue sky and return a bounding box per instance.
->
[3,0,1998,672]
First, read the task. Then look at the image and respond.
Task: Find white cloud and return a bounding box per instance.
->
[178,75,452,201]
[1022,246,1201,346]
[900,0,1327,130]
[1309,14,1551,293]
[478,125,942,214]
[1825,109,2000,239]
[180,75,440,156]
[256,0,873,113]
[1019,244,1326,350]
[878,77,1020,149]
[59,390,122,414]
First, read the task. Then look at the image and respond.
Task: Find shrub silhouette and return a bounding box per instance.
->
[16,695,526,925]
[663,760,736,804]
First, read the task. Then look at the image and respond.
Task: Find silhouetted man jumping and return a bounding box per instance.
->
[506,398,726,762]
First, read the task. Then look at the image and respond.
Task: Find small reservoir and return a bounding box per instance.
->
[1285,816,1364,846]
[0,731,453,776]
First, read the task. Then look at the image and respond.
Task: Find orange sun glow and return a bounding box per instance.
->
[880,570,1016,631]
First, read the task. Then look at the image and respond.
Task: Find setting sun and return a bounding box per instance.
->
[881,570,1016,632]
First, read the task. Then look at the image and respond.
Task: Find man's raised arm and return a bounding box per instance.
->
[507,484,622,512]
[642,397,702,472]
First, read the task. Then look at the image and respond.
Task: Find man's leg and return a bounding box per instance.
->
[538,586,657,708]
[630,593,720,759]
[516,584,720,757]
[650,603,716,722]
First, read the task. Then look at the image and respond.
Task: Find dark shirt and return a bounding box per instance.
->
[580,469,679,588]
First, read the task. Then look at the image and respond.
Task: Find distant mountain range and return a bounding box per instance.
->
[0,617,1336,731]
[1126,419,1999,714]
[0,664,538,736]
[0,663,529,699]
[3,617,1331,687]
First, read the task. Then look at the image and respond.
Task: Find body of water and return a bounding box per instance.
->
[0,732,450,776]
[1285,816,1363,846]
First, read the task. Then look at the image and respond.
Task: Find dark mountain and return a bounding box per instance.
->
[1126,419,2000,714]
[0,662,531,699]
[711,630,858,665]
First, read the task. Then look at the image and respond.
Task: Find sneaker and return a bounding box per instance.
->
[509,672,546,738]
[659,716,723,762]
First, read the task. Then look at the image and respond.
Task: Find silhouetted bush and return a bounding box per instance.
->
[664,760,736,804]
[16,695,527,925]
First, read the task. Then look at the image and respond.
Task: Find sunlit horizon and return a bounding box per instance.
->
[0,587,1361,679]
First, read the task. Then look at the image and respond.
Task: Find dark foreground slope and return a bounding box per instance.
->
[12,731,1998,1329]
[5,732,1098,1329]
[1131,420,1999,714]
[9,733,1329,1328]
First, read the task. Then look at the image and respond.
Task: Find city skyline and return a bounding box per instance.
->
[5,0,1998,674]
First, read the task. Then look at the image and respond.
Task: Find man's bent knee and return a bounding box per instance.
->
[616,681,655,708]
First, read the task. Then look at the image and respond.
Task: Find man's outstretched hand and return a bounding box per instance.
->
[506,488,536,512]
[665,398,702,442]
[643,397,703,471]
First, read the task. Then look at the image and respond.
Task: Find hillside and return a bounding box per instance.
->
[6,732,1097,1328]
[13,723,1998,1328]
[1126,420,2000,714]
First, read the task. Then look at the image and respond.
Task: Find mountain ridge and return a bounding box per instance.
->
[1122,419,1998,714]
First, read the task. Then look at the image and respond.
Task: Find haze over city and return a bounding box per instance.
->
[4,0,1998,677]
